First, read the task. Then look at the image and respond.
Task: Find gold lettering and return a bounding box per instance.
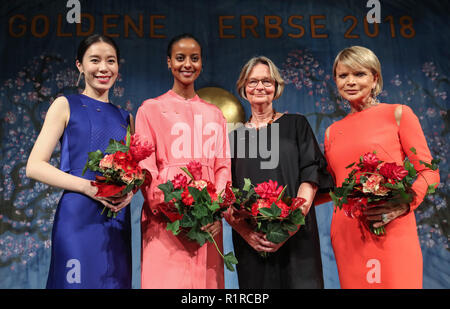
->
[241,15,259,38]
[265,15,282,38]
[150,15,166,38]
[310,15,328,38]
[31,15,49,38]
[9,15,26,38]
[218,16,235,39]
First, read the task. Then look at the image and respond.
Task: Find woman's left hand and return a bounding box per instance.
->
[202,220,222,238]
[364,203,409,228]
[106,191,134,213]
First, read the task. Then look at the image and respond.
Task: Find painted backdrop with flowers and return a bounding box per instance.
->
[0,0,448,288]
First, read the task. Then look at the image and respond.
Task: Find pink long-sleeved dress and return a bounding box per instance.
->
[135,90,231,289]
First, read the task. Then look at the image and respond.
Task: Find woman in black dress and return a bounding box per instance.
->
[226,56,334,288]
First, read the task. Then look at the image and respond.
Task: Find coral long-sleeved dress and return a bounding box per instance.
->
[135,90,231,289]
[324,103,440,288]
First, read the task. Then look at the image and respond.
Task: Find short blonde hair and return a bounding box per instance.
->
[332,46,383,96]
[236,56,285,100]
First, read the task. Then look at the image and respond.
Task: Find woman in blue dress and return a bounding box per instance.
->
[26,34,133,288]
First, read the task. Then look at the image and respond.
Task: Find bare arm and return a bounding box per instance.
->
[26,97,130,211]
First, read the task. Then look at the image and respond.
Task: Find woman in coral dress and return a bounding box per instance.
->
[324,46,440,288]
[135,34,231,288]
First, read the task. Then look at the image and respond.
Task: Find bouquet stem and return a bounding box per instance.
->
[371,226,386,236]
[207,231,238,272]
[100,206,118,218]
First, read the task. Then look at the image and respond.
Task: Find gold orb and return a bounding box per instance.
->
[197,87,246,126]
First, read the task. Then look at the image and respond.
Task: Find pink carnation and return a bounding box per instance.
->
[99,154,114,169]
[362,174,384,194]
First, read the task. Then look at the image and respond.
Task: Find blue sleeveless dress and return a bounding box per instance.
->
[46,94,132,289]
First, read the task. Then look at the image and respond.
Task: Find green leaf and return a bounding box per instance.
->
[166,220,180,235]
[158,181,174,196]
[243,178,252,192]
[259,202,282,218]
[277,185,287,201]
[404,160,417,178]
[82,150,104,175]
[180,167,194,180]
[208,201,220,213]
[426,183,438,194]
[188,186,202,202]
[290,209,305,226]
[180,212,196,228]
[410,147,417,155]
[105,139,129,154]
[192,204,208,219]
[126,125,131,148]
[200,216,213,227]
[223,252,238,272]
[186,228,207,246]
[345,162,356,169]
[266,222,290,244]
[282,221,298,232]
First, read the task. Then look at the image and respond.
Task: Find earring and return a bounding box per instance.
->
[76,72,84,87]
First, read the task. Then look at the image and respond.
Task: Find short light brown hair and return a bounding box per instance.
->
[236,56,285,100]
[332,46,383,96]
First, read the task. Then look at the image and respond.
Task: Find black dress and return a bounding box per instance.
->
[229,113,334,289]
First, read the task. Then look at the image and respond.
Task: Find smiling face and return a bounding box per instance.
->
[334,61,378,107]
[76,41,119,96]
[167,38,202,88]
[245,63,276,106]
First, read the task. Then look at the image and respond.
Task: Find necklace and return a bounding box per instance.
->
[247,109,277,129]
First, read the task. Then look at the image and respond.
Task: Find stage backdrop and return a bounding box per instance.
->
[0,0,448,289]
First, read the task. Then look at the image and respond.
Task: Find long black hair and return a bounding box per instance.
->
[166,33,202,58]
[76,34,120,63]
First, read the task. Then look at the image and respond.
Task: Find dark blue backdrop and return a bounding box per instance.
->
[0,0,448,288]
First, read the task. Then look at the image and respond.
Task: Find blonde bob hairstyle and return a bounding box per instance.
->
[236,56,285,101]
[332,46,383,97]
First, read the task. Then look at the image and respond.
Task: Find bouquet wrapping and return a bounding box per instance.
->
[231,179,306,257]
[82,125,154,217]
[330,148,439,235]
[157,161,238,271]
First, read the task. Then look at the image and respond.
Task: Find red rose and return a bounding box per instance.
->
[187,161,202,180]
[254,180,284,199]
[173,173,188,190]
[360,152,379,172]
[181,187,194,206]
[379,162,409,181]
[129,134,155,163]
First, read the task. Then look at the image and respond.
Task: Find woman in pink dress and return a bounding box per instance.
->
[135,33,231,288]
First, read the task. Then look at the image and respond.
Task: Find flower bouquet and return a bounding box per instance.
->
[231,179,306,257]
[330,149,439,235]
[157,161,238,271]
[82,125,154,217]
